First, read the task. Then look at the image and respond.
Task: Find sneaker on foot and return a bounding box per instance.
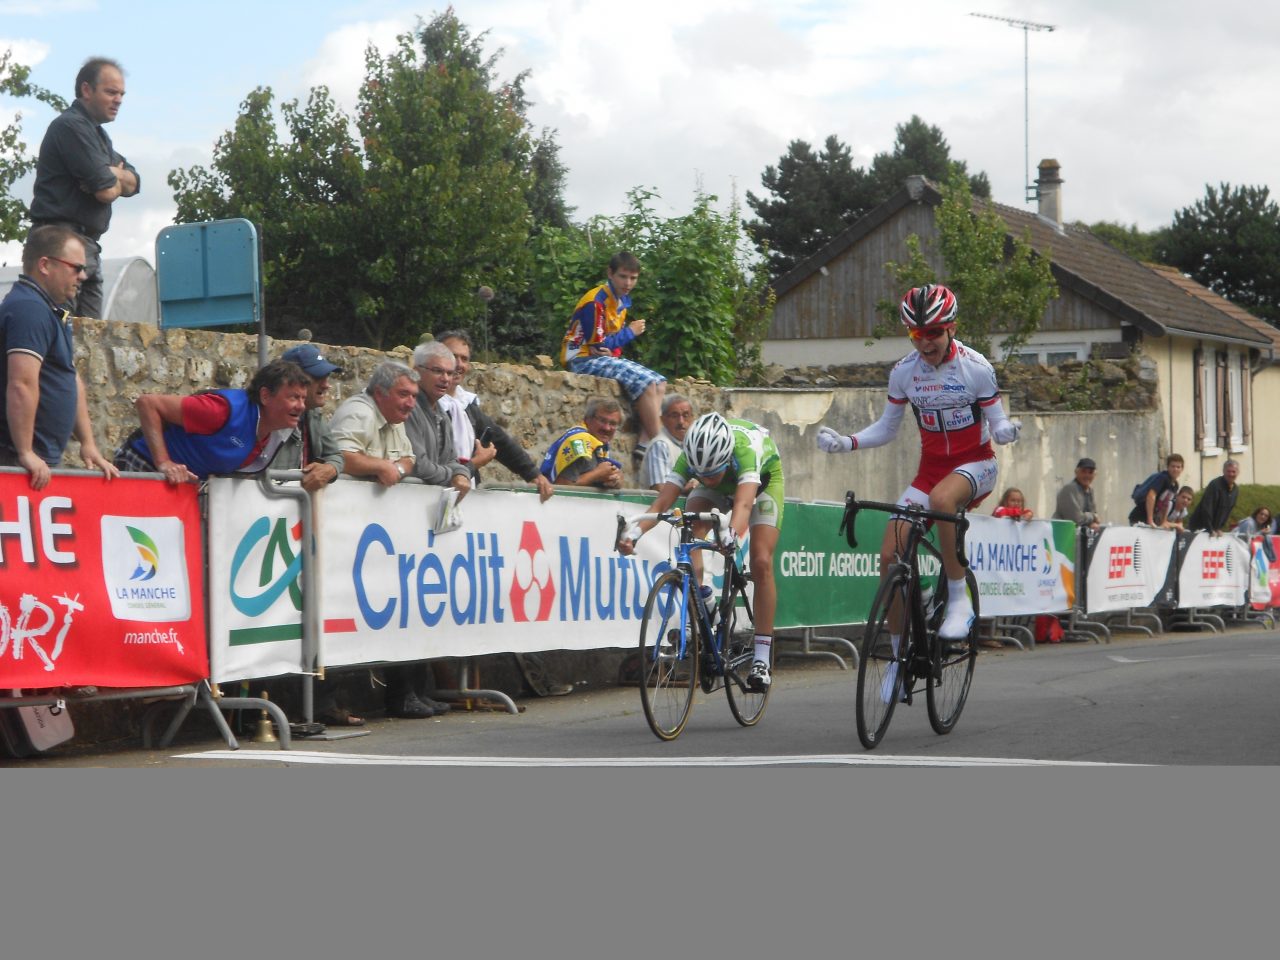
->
[939,597,975,640]
[747,660,771,691]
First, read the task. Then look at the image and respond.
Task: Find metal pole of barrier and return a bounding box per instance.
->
[256,470,316,725]
[254,471,370,741]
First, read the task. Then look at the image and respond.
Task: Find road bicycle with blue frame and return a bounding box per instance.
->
[616,509,771,741]
[839,491,979,750]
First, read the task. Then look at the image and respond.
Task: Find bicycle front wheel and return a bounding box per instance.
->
[856,569,911,750]
[638,571,700,741]
[722,576,771,727]
[926,569,978,735]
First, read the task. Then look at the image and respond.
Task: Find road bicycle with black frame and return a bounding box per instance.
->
[839,491,979,750]
[615,509,771,741]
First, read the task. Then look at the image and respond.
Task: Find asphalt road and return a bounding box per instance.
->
[16,621,1279,767]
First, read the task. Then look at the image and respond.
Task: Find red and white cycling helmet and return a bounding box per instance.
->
[684,412,735,476]
[899,283,958,330]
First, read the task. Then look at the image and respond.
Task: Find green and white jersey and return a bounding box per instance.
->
[666,418,782,498]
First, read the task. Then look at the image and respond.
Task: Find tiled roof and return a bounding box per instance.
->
[771,177,1274,350]
[1144,262,1280,353]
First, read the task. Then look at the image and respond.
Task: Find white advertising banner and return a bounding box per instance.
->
[964,515,1075,616]
[1177,531,1251,608]
[207,479,682,682]
[1084,525,1176,613]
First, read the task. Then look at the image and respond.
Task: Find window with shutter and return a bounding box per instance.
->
[1215,351,1228,450]
[1194,348,1206,451]
[1240,353,1251,447]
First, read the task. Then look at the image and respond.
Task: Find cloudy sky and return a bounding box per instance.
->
[3,0,1277,268]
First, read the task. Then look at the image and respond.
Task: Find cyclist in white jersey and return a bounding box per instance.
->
[816,284,1020,641]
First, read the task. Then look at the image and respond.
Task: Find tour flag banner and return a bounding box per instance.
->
[964,515,1075,617]
[1250,536,1280,610]
[205,479,684,682]
[1177,531,1251,608]
[0,470,208,688]
[1083,524,1177,614]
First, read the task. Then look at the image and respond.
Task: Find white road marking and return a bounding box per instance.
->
[177,749,1137,767]
[1107,654,1214,664]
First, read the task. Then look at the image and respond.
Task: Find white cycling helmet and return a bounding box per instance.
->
[684,412,735,475]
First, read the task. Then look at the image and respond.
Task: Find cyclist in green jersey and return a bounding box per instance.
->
[618,413,783,691]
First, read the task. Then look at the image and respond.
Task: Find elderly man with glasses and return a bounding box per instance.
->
[1,224,119,488]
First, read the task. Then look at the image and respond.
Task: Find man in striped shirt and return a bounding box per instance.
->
[639,393,695,492]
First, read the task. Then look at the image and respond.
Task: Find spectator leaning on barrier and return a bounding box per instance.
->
[1165,486,1195,532]
[1128,453,1184,528]
[559,250,666,467]
[1,225,119,489]
[1053,457,1102,531]
[329,359,449,720]
[114,360,309,484]
[266,344,345,492]
[405,341,471,504]
[434,328,554,503]
[328,360,418,487]
[1188,459,1240,537]
[639,392,697,493]
[540,396,625,489]
[1232,505,1273,538]
[30,57,139,320]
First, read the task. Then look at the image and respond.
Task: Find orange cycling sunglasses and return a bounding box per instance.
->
[907,325,954,341]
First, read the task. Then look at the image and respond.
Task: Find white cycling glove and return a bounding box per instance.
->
[718,523,737,551]
[623,523,643,544]
[991,418,1021,445]
[816,425,854,454]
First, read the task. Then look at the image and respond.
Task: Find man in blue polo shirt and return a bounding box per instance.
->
[1,225,119,489]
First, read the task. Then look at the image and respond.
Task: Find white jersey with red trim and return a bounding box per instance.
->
[885,338,999,471]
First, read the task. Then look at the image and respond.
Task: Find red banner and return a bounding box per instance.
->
[1,471,208,688]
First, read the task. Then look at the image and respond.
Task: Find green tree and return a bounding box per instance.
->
[866,115,991,203]
[877,171,1057,358]
[531,188,771,384]
[1157,183,1280,325]
[169,11,548,349]
[745,136,871,277]
[1083,220,1165,263]
[1,49,66,244]
[746,116,990,279]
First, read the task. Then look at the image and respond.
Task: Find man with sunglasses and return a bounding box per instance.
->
[815,284,1020,642]
[1,224,119,489]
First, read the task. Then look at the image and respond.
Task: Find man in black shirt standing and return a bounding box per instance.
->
[1188,459,1241,536]
[30,57,139,320]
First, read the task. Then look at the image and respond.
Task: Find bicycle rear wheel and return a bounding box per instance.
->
[638,571,699,741]
[856,569,911,750]
[723,576,771,726]
[926,569,979,735]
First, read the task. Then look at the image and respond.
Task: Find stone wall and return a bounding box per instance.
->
[69,317,1162,513]
[69,319,722,482]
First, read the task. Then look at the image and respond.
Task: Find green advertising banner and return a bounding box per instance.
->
[773,500,929,629]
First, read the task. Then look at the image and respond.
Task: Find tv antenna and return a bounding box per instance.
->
[970,13,1056,203]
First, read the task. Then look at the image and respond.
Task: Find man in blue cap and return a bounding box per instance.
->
[269,343,346,492]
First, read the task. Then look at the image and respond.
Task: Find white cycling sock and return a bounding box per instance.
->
[753,634,772,665]
[948,578,970,605]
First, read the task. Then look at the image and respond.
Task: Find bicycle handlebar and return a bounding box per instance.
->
[839,490,970,550]
[614,509,725,552]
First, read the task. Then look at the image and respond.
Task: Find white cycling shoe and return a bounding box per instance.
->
[939,598,975,640]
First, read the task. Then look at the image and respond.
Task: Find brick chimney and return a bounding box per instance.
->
[1036,159,1063,228]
